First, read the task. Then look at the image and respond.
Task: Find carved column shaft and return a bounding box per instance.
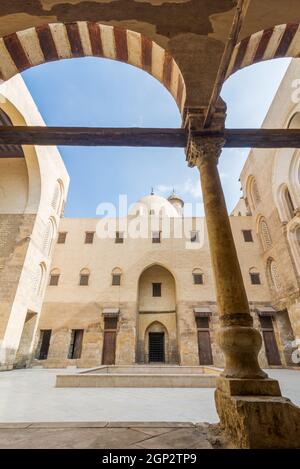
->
[187,137,266,379]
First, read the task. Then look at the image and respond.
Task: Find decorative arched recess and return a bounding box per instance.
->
[287,217,300,275]
[288,150,300,210]
[226,23,300,79]
[256,215,272,252]
[266,257,284,293]
[246,175,260,212]
[0,22,186,114]
[277,183,296,223]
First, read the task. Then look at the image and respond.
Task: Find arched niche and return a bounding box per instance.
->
[137,264,177,364]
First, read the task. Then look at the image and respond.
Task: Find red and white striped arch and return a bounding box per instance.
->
[0,22,186,113]
[226,22,300,79]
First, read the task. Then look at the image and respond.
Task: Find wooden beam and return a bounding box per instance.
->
[0,126,300,148]
[203,0,249,128]
[0,127,187,148]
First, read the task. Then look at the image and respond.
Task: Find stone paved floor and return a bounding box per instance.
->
[0,368,299,423]
[0,422,227,449]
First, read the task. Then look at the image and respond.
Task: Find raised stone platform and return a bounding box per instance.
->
[56,365,220,388]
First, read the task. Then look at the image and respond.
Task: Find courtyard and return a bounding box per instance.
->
[0,368,299,424]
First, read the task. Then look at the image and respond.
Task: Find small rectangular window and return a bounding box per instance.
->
[152,282,161,297]
[104,317,118,330]
[243,230,253,242]
[85,232,95,244]
[250,273,261,285]
[115,231,124,244]
[68,329,84,359]
[49,274,60,286]
[79,274,89,286]
[57,232,67,244]
[152,231,161,243]
[259,315,273,330]
[193,273,203,285]
[190,231,199,243]
[196,317,210,329]
[112,274,121,286]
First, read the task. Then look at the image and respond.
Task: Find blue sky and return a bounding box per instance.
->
[21,57,291,217]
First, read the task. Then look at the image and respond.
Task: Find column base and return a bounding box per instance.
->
[215,377,300,448]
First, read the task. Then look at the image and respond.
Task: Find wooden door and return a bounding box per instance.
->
[102,330,116,365]
[38,330,52,360]
[263,330,281,366]
[198,330,213,365]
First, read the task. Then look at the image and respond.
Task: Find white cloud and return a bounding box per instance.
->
[155,178,202,200]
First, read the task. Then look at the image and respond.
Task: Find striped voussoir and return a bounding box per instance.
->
[226,22,300,79]
[0,21,186,112]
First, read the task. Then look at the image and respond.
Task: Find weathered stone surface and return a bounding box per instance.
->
[215,388,300,449]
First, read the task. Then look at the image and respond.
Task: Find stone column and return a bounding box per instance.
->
[186,135,300,449]
[187,136,266,379]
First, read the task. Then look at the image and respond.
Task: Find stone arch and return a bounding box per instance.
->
[288,150,300,210]
[277,183,295,222]
[144,321,169,364]
[0,100,41,213]
[246,175,260,211]
[0,22,186,114]
[287,218,300,275]
[226,23,300,79]
[137,263,177,364]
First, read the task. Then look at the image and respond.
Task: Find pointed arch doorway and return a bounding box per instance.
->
[137,264,178,364]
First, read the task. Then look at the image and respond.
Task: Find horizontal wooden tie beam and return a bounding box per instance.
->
[0,127,300,148]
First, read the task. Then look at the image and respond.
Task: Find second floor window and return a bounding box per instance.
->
[242,230,253,242]
[79,273,89,286]
[152,231,161,243]
[193,273,203,285]
[49,273,60,286]
[152,282,161,297]
[57,232,67,244]
[112,274,121,286]
[250,272,261,285]
[85,232,95,244]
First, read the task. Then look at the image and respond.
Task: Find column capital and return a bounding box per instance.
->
[186,136,226,168]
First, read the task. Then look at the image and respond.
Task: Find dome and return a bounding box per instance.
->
[168,190,184,216]
[129,193,180,217]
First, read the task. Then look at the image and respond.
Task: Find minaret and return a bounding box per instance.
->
[168,189,184,216]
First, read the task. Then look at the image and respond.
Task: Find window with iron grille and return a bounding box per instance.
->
[115,231,124,244]
[112,274,121,286]
[49,274,60,286]
[85,232,95,244]
[193,273,203,285]
[242,230,253,242]
[152,282,161,297]
[79,274,89,286]
[152,231,161,243]
[57,232,67,244]
[250,272,261,285]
